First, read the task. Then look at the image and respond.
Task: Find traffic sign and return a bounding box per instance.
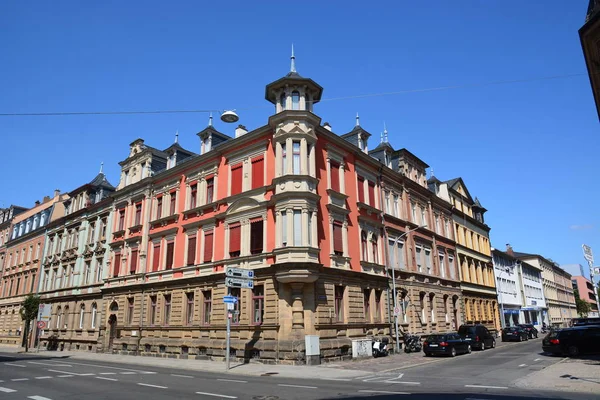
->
[393,306,401,316]
[223,295,238,304]
[38,303,51,324]
[226,302,235,311]
[226,277,254,289]
[226,267,254,280]
[37,321,46,329]
[583,244,594,264]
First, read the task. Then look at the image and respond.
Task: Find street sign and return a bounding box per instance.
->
[225,277,254,289]
[226,267,254,280]
[223,295,238,304]
[38,304,51,325]
[393,306,401,316]
[583,244,594,264]
[594,267,600,275]
[37,321,46,329]
[226,303,235,311]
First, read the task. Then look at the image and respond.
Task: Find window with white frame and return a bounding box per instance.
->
[424,247,432,274]
[411,203,417,223]
[393,194,400,218]
[79,305,85,329]
[438,250,446,278]
[91,303,97,329]
[448,253,456,279]
[420,292,427,323]
[429,294,435,323]
[416,245,423,272]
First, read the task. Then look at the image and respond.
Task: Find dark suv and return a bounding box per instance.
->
[518,324,538,339]
[458,324,496,350]
[542,326,600,356]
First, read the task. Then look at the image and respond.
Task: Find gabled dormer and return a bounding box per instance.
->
[163,132,197,169]
[340,113,371,154]
[197,115,232,155]
[117,139,167,190]
[369,126,394,169]
[65,165,116,214]
[394,148,429,187]
[473,197,487,223]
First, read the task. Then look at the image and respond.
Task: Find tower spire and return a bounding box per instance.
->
[290,44,296,73]
[99,162,104,174]
[208,112,213,127]
[430,167,435,178]
[383,122,388,143]
[175,130,179,143]
[356,112,360,127]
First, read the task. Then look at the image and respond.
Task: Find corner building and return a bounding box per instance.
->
[103,61,465,363]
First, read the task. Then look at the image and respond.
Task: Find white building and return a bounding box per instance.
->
[492,245,547,329]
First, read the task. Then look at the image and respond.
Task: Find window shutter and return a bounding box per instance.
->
[250,218,263,254]
[165,242,174,270]
[152,244,160,271]
[203,231,213,262]
[231,164,243,195]
[330,162,340,192]
[113,253,121,277]
[206,176,215,203]
[229,223,241,255]
[187,236,196,266]
[357,177,365,203]
[368,181,376,207]
[333,221,343,254]
[130,249,138,274]
[251,157,264,189]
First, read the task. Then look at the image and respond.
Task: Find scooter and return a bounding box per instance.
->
[403,334,422,353]
[372,338,389,358]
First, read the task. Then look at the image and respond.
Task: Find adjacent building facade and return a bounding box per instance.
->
[571,275,599,317]
[580,0,600,119]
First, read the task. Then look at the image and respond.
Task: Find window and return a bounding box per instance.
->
[252,286,264,325]
[438,250,445,278]
[163,294,171,325]
[363,289,371,321]
[170,192,177,215]
[281,212,288,246]
[130,248,138,274]
[30,273,36,293]
[202,290,211,325]
[187,235,196,266]
[100,218,107,239]
[291,91,300,110]
[435,215,440,234]
[361,231,368,261]
[333,221,343,256]
[281,144,287,174]
[231,163,243,195]
[292,141,301,174]
[389,239,405,270]
[230,288,241,324]
[334,286,345,322]
[330,161,340,192]
[113,253,121,278]
[293,211,302,246]
[127,298,134,325]
[393,195,400,217]
[190,183,198,209]
[186,292,194,325]
[149,296,157,325]
[250,219,263,254]
[56,307,62,329]
[420,292,427,323]
[368,181,376,207]
[152,243,160,272]
[78,305,85,329]
[251,157,264,189]
[445,219,450,238]
[357,176,365,203]
[165,241,174,270]
[134,203,142,225]
[83,261,91,285]
[91,303,97,329]
[415,246,422,272]
[229,223,241,257]
[385,193,391,214]
[156,197,163,219]
[307,212,312,246]
[421,208,427,227]
[118,209,125,231]
[375,290,382,322]
[411,203,417,223]
[206,177,214,203]
[371,235,379,264]
[203,230,214,262]
[430,294,435,323]
[280,92,286,110]
[88,222,96,243]
[425,248,432,274]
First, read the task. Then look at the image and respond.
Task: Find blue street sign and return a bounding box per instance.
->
[223,295,238,304]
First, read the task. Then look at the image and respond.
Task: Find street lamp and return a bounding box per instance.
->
[388,224,427,354]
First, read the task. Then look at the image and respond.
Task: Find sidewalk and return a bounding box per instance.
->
[515,356,600,394]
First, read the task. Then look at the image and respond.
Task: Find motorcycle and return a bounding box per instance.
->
[372,337,389,358]
[403,333,422,353]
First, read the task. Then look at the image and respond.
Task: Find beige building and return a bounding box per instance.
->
[514,252,576,327]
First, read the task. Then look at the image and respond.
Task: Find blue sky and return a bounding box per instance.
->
[1,1,598,274]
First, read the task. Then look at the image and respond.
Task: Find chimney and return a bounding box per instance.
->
[35,200,40,206]
[54,189,60,198]
[235,124,248,138]
[323,122,332,131]
[506,243,514,256]
[42,196,51,203]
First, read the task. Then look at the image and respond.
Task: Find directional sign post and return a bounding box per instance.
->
[582,244,600,314]
[36,304,51,352]
[225,267,254,372]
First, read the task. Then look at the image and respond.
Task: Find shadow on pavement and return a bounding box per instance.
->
[0,354,71,363]
[321,392,593,400]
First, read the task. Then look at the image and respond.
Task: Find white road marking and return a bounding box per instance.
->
[217,378,247,383]
[47,369,93,377]
[99,372,117,375]
[57,375,73,378]
[389,381,421,385]
[172,374,194,379]
[358,390,410,395]
[137,383,167,389]
[34,376,52,380]
[11,378,29,381]
[29,361,71,367]
[0,387,17,393]
[465,385,509,389]
[62,360,156,374]
[28,396,53,400]
[518,364,527,367]
[120,371,136,375]
[5,363,26,367]
[96,377,118,381]
[79,373,96,376]
[277,384,317,389]
[534,358,542,362]
[195,391,238,399]
[319,378,352,381]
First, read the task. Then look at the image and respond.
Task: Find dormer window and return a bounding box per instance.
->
[291,91,300,110]
[280,92,286,111]
[203,135,211,153]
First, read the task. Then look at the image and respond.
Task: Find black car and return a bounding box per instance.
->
[458,324,496,350]
[501,326,529,342]
[423,333,471,357]
[518,324,538,339]
[542,325,600,356]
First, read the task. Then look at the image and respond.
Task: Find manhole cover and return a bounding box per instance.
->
[253,396,279,400]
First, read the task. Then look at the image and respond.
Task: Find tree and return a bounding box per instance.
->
[19,294,40,352]
[576,297,592,318]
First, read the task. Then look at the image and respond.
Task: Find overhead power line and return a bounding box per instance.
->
[0,72,587,117]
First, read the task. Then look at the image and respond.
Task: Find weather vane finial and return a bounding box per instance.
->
[290,44,296,73]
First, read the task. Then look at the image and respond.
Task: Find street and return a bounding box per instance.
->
[0,338,596,400]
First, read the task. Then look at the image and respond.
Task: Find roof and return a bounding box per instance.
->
[163,142,196,156]
[473,197,487,211]
[586,0,600,22]
[394,148,430,169]
[444,177,474,203]
[264,72,324,104]
[427,176,442,184]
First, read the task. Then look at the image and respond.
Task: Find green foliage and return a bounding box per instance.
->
[19,294,40,352]
[576,297,592,318]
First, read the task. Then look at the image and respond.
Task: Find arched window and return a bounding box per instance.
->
[91,303,97,329]
[25,220,31,233]
[32,215,39,230]
[40,212,47,227]
[280,92,286,111]
[56,306,62,329]
[79,304,85,329]
[12,227,17,239]
[361,231,368,261]
[18,224,24,236]
[63,306,69,329]
[371,235,378,264]
[291,91,300,110]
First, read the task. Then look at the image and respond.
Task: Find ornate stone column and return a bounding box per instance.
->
[291,283,305,330]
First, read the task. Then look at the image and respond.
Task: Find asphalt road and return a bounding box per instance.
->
[0,339,594,400]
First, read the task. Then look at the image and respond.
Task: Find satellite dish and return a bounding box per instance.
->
[220,110,239,123]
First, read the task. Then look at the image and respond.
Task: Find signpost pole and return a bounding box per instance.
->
[582,245,600,316]
[225,287,231,372]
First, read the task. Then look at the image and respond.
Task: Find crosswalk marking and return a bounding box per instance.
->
[28,396,53,400]
[0,387,17,393]
[11,378,29,381]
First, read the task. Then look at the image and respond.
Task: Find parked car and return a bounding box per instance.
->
[542,326,600,356]
[501,326,529,342]
[423,333,471,357]
[518,324,538,339]
[458,324,496,350]
[572,317,600,326]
